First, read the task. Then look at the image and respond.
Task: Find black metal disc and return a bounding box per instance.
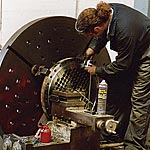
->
[0,16,110,136]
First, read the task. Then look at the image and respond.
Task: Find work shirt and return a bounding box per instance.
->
[89,3,150,78]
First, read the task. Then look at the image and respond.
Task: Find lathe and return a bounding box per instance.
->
[1,16,147,150]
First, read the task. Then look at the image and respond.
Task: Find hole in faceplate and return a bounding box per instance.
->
[22,123,26,127]
[35,104,40,108]
[5,86,10,91]
[14,94,20,99]
[26,79,31,84]
[9,121,14,126]
[47,39,52,44]
[71,38,75,42]
[38,31,43,35]
[5,104,10,109]
[41,56,45,61]
[26,40,31,45]
[32,118,36,122]
[8,68,13,73]
[16,109,21,114]
[37,45,41,49]
[16,79,21,84]
[34,91,38,96]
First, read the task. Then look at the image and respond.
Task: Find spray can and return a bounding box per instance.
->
[40,125,51,143]
[97,80,107,115]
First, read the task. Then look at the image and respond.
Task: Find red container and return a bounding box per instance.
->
[40,125,51,143]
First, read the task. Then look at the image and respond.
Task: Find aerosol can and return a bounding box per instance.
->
[97,80,107,115]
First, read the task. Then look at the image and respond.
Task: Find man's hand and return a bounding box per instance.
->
[85,48,95,59]
[84,65,96,75]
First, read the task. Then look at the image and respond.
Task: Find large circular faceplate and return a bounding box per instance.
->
[0,16,92,136]
[0,16,110,136]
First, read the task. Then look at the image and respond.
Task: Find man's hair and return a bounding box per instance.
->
[75,1,112,33]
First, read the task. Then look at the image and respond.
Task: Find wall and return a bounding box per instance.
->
[1,0,77,46]
[134,0,150,16]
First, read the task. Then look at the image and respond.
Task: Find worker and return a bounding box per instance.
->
[75,1,150,150]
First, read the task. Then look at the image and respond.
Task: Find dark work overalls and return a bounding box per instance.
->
[89,3,150,150]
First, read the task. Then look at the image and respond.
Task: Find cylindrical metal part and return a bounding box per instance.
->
[105,119,119,134]
[96,120,105,130]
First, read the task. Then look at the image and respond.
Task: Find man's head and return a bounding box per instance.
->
[75,1,112,36]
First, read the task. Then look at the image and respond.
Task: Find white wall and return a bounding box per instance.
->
[0,0,135,61]
[134,0,149,16]
[76,0,134,17]
[1,0,77,46]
